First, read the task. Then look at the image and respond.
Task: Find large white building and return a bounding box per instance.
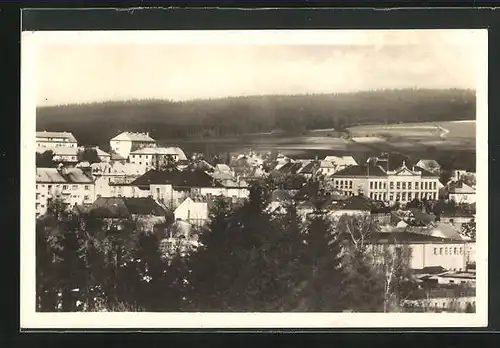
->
[129,147,187,172]
[332,162,441,204]
[447,182,476,204]
[36,167,95,217]
[36,131,78,153]
[109,131,156,159]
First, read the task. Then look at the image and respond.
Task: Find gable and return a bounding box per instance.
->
[394,168,415,176]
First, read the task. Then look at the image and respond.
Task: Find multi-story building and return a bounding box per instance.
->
[52,146,79,164]
[129,146,187,172]
[332,161,440,204]
[90,162,145,198]
[36,167,95,217]
[109,131,156,159]
[36,131,78,152]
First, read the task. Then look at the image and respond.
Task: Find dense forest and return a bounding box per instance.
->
[37,89,475,147]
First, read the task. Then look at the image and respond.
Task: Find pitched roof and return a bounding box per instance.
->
[416,159,441,169]
[448,181,475,194]
[333,165,387,177]
[319,160,335,168]
[36,167,93,184]
[324,156,358,167]
[370,231,465,244]
[339,194,382,211]
[298,161,317,174]
[414,166,439,178]
[215,164,232,172]
[36,131,77,143]
[110,131,155,142]
[131,169,223,188]
[89,197,166,218]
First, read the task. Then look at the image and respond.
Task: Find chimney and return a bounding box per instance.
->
[146,132,149,137]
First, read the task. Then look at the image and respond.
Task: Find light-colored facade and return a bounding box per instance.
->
[332,162,440,204]
[129,147,187,172]
[52,147,79,163]
[448,183,476,204]
[91,162,145,197]
[36,131,78,153]
[368,240,475,271]
[109,131,156,159]
[174,197,209,226]
[36,167,95,217]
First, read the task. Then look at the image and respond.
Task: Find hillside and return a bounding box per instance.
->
[36,89,476,147]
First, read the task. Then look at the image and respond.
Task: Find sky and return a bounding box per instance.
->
[33,30,484,107]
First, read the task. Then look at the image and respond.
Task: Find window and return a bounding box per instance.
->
[36,184,38,189]
[349,181,353,189]
[396,193,400,201]
[433,182,437,190]
[408,182,412,190]
[389,194,394,201]
[402,182,406,190]
[454,247,458,255]
[48,185,52,190]
[460,247,463,255]
[445,247,449,255]
[84,195,89,200]
[63,185,68,190]
[369,192,373,199]
[390,182,394,190]
[139,162,142,165]
[408,193,412,201]
[440,248,443,255]
[433,247,437,255]
[370,182,373,189]
[139,155,142,159]
[415,192,419,199]
[396,182,401,190]
[415,182,419,190]
[402,192,406,201]
[84,185,89,190]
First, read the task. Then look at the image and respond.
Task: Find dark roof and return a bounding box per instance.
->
[300,161,317,174]
[333,164,387,177]
[414,166,439,178]
[339,194,383,211]
[89,197,166,218]
[131,169,223,188]
[370,231,465,244]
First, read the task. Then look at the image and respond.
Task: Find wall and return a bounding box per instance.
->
[174,201,208,222]
[35,182,95,217]
[110,140,132,159]
[449,192,476,204]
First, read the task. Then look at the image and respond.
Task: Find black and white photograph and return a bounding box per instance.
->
[21,29,488,328]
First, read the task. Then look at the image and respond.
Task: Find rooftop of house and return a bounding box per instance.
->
[110,131,156,142]
[324,155,358,167]
[297,160,317,174]
[215,164,232,172]
[36,167,94,184]
[175,197,208,212]
[36,131,78,143]
[416,159,441,169]
[333,164,387,177]
[319,160,335,169]
[338,194,385,211]
[89,197,166,218]
[131,169,224,188]
[369,231,468,244]
[448,181,476,194]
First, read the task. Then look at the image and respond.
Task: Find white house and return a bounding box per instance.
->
[36,131,78,153]
[52,147,79,163]
[36,167,95,217]
[323,156,358,172]
[129,146,187,172]
[174,197,209,226]
[109,131,156,159]
[448,182,476,204]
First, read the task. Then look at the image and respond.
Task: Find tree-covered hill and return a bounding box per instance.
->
[36,89,475,147]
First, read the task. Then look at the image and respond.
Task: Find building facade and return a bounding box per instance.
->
[129,147,187,172]
[36,131,78,152]
[332,162,440,204]
[109,131,156,159]
[36,167,95,217]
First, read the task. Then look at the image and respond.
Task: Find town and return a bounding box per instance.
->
[35,129,477,313]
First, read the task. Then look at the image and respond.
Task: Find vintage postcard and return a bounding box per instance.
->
[21,29,488,329]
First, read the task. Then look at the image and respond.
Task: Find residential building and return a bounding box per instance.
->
[332,162,440,204]
[129,147,188,172]
[367,231,475,271]
[109,131,156,159]
[91,162,145,198]
[36,167,95,217]
[36,131,78,152]
[317,160,336,176]
[323,156,358,172]
[447,181,476,204]
[174,197,209,226]
[51,147,79,163]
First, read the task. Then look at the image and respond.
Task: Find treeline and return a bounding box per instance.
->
[36,89,475,147]
[37,181,421,313]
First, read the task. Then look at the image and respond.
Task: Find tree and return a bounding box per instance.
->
[36,150,55,167]
[77,148,101,164]
[439,169,453,185]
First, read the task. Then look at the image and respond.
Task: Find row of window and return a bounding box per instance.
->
[36,184,91,190]
[390,181,437,190]
[366,191,437,201]
[433,246,464,255]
